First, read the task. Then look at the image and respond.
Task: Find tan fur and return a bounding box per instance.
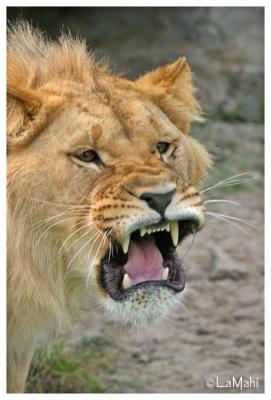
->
[7,22,212,393]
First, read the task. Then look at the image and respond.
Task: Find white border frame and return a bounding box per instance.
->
[1,2,269,399]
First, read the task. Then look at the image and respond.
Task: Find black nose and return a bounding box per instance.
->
[140,188,176,216]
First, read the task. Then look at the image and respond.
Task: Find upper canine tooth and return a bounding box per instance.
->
[162,267,169,280]
[122,235,130,254]
[140,227,146,237]
[123,273,131,289]
[170,221,179,247]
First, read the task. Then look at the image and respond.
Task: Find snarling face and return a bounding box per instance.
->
[8,43,212,326]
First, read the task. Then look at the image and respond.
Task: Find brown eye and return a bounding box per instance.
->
[156,142,170,154]
[74,149,100,164]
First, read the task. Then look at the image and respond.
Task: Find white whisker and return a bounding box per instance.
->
[108,241,113,263]
[180,227,196,262]
[30,197,92,209]
[85,220,120,272]
[65,235,96,271]
[206,211,258,228]
[107,220,123,261]
[215,171,256,184]
[85,230,104,268]
[35,216,87,244]
[58,220,101,255]
[206,213,250,235]
[203,199,243,207]
[87,229,110,284]
[200,171,257,194]
[31,208,88,228]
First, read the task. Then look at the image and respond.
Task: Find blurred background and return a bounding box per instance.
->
[7,7,264,393]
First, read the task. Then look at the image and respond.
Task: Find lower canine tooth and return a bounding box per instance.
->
[170,221,179,247]
[162,267,169,280]
[122,235,130,254]
[123,273,131,289]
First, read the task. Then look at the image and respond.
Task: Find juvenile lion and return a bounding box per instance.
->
[7,22,212,393]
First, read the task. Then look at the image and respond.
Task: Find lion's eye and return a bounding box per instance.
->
[156,142,170,154]
[74,149,100,164]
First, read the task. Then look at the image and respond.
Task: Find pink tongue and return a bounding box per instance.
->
[124,239,164,286]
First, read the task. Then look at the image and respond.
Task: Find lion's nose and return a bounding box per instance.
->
[140,188,176,216]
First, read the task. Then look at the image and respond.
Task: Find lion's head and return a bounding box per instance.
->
[7,23,212,328]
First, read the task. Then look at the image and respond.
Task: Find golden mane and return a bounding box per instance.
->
[7,21,106,89]
[7,21,109,148]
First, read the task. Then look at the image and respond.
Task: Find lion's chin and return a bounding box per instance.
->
[98,285,186,328]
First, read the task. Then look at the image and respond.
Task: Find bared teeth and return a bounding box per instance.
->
[170,221,179,247]
[124,220,179,249]
[122,235,130,254]
[138,223,171,236]
[162,267,169,280]
[140,227,146,237]
[123,273,132,289]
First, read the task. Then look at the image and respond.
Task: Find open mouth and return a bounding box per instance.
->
[100,219,198,301]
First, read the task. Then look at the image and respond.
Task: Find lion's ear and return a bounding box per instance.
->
[136,57,203,134]
[7,56,62,150]
[7,82,64,150]
[7,83,46,149]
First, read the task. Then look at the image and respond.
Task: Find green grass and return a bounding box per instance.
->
[26,336,114,393]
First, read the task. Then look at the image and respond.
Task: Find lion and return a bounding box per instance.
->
[7,22,212,393]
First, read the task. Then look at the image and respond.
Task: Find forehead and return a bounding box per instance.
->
[71,88,180,146]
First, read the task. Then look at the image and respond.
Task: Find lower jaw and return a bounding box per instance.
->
[102,276,185,302]
[99,283,186,327]
[100,259,185,302]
